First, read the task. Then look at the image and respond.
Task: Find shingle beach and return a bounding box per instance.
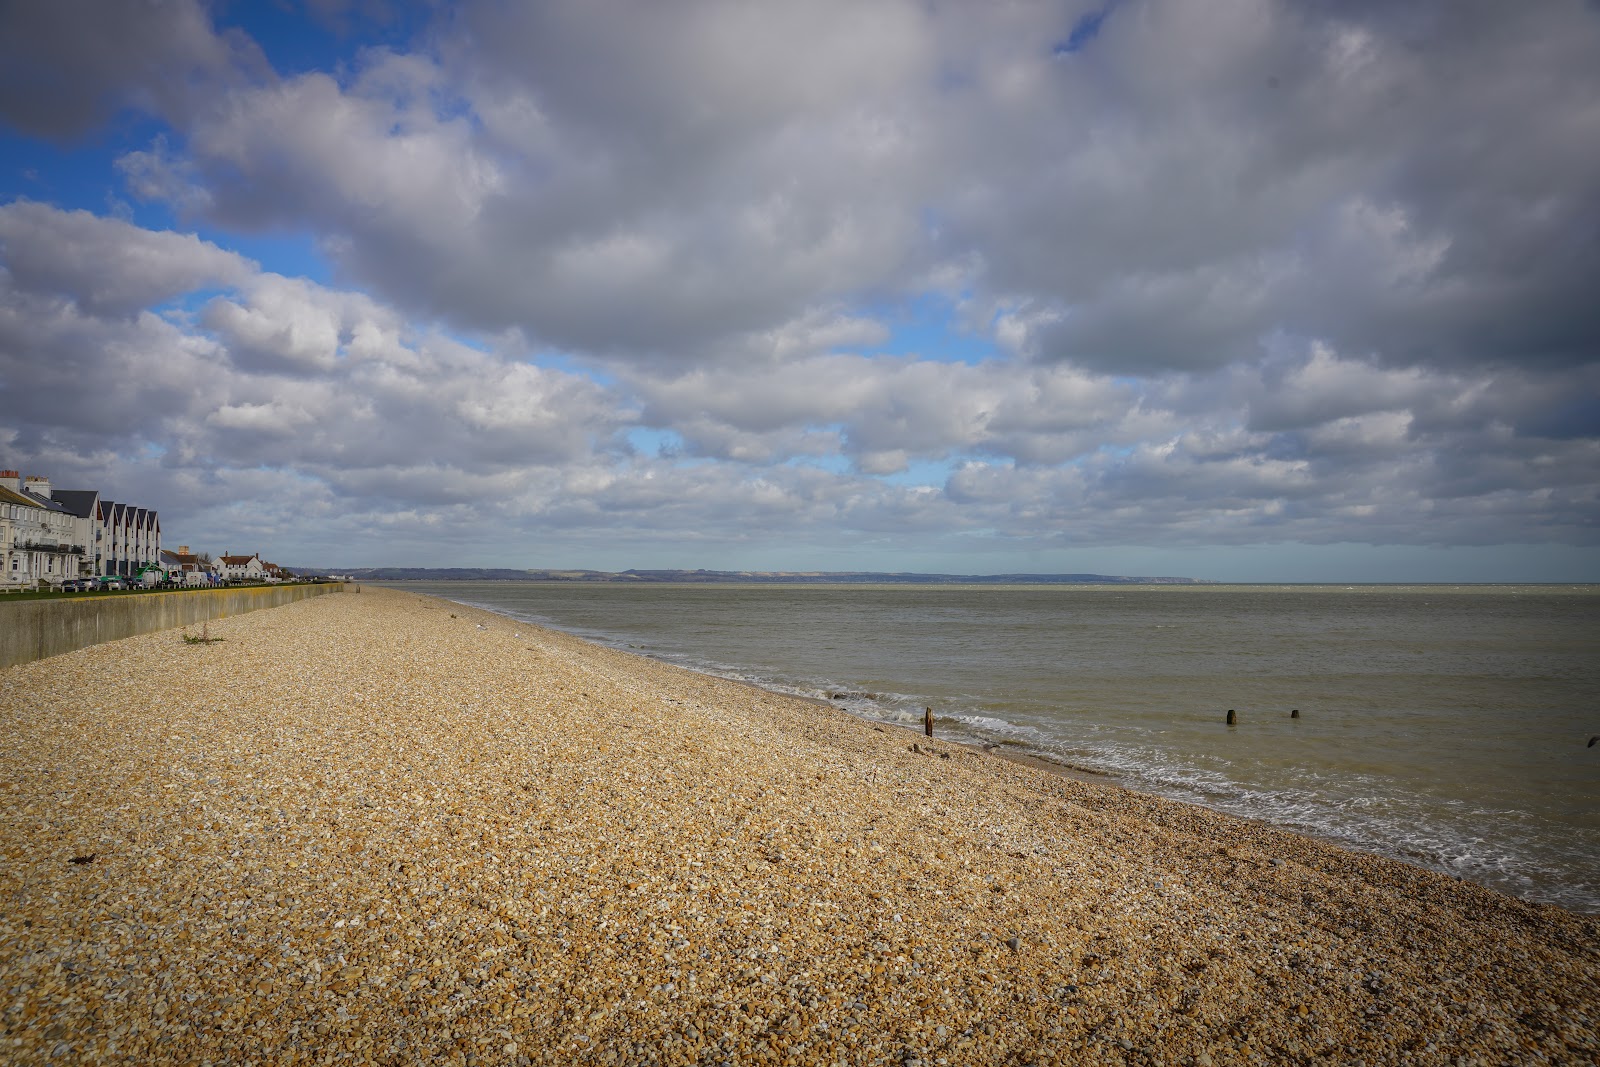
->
[3,587,1596,1065]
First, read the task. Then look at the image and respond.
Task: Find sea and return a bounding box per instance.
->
[389,581,1600,914]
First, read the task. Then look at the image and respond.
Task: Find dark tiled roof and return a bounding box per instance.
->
[51,490,99,518]
[19,488,71,515]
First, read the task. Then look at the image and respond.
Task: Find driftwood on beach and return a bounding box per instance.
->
[2,587,1595,1065]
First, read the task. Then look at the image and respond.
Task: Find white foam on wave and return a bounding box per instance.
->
[422,591,1600,913]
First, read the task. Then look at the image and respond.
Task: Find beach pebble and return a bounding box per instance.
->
[0,586,1594,1067]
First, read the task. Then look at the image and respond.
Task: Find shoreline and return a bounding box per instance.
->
[421,586,1587,915]
[3,586,1596,1065]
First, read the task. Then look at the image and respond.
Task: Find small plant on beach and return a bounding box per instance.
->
[182,621,224,645]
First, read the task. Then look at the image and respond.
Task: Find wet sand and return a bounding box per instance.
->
[2,586,1596,1065]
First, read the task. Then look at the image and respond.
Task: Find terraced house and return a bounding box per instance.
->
[0,472,87,588]
[97,499,161,579]
[0,470,161,589]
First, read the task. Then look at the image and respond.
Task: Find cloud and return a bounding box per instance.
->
[0,0,266,137]
[937,0,1600,374]
[3,202,1595,566]
[201,275,375,375]
[108,1,938,358]
[0,203,624,525]
[2,4,1597,572]
[0,201,253,315]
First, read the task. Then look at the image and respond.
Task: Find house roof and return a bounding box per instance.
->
[51,490,99,518]
[16,487,71,515]
[0,484,41,508]
[220,554,258,565]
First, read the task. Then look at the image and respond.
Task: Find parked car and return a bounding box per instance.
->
[60,578,90,591]
[95,576,127,590]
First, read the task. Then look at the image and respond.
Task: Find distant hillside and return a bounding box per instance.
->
[307,566,1212,585]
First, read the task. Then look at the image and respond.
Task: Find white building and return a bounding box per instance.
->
[98,500,161,578]
[1,470,164,586]
[51,488,100,578]
[0,471,87,588]
[218,552,267,582]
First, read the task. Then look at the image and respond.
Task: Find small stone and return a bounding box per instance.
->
[1006,937,1021,952]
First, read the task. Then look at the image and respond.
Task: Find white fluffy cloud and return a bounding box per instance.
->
[0,2,1596,574]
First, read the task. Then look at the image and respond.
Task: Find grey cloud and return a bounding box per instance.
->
[1,205,625,507]
[3,6,1596,567]
[943,0,1600,375]
[632,356,1138,469]
[71,0,1600,380]
[1245,343,1433,433]
[114,2,937,358]
[0,0,266,137]
[0,280,230,452]
[0,202,254,316]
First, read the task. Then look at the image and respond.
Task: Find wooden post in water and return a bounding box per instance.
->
[1226,709,1237,726]
[924,707,934,738]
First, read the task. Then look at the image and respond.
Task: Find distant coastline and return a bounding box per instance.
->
[307,566,1215,584]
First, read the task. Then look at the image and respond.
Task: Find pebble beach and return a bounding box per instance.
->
[2,587,1596,1066]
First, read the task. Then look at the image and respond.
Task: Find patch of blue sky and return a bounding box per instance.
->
[215,3,433,80]
[1,115,337,289]
[1054,2,1118,56]
[1094,442,1138,461]
[520,349,616,386]
[784,454,853,476]
[625,428,685,458]
[208,228,334,285]
[151,285,235,326]
[877,458,957,488]
[0,120,169,223]
[855,293,998,366]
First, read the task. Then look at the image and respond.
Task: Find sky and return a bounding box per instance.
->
[1,0,1597,582]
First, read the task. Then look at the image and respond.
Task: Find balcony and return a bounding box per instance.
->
[19,541,87,554]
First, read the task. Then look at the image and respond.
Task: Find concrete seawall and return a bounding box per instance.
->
[0,583,348,668]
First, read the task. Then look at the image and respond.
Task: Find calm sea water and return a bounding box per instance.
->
[392,582,1600,913]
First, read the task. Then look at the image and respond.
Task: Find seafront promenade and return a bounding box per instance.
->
[2,587,1595,1065]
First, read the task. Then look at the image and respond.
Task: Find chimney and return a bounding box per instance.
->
[0,469,18,493]
[23,475,51,499]
[178,545,190,555]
